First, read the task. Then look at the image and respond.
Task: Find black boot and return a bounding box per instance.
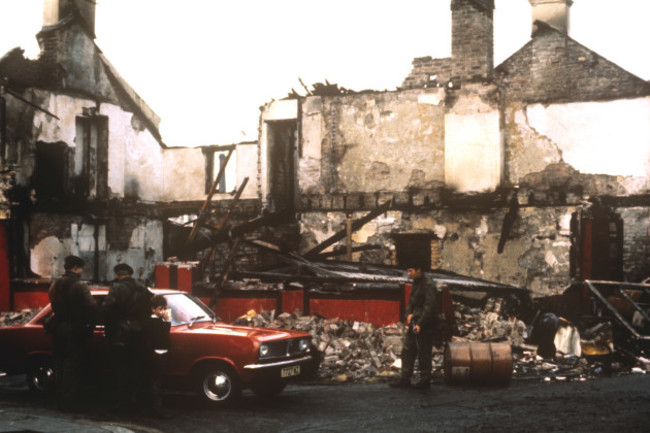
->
[413,378,430,390]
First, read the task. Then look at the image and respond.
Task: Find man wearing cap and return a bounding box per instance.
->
[102,263,152,410]
[389,262,437,390]
[48,255,98,411]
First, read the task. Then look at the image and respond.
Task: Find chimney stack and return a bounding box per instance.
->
[451,0,495,82]
[42,0,95,36]
[529,0,572,35]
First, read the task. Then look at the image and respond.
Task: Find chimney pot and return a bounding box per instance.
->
[42,0,96,36]
[529,0,573,35]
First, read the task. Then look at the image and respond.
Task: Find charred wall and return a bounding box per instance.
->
[301,89,446,196]
[29,211,163,283]
[299,203,574,296]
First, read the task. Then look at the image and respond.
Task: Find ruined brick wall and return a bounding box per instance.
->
[37,22,119,102]
[29,212,163,283]
[299,203,574,296]
[401,57,452,89]
[504,99,650,194]
[496,26,650,104]
[304,89,446,196]
[277,1,650,297]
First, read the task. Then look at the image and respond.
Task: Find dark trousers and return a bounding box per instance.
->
[108,334,142,408]
[150,352,167,411]
[53,333,91,411]
[400,330,434,381]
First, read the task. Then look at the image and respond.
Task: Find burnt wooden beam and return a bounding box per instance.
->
[209,236,241,309]
[180,209,294,255]
[187,147,234,244]
[303,199,392,258]
[314,244,381,259]
[498,191,519,254]
[232,270,407,284]
[209,177,249,232]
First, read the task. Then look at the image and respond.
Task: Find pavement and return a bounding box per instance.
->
[0,372,162,433]
[0,409,150,432]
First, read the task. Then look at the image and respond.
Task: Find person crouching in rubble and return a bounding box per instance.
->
[389,262,437,390]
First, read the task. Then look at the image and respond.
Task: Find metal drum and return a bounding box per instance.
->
[443,342,513,385]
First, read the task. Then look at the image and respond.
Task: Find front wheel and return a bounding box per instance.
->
[26,357,56,393]
[195,364,241,406]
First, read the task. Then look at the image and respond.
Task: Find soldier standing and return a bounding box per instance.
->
[102,263,152,410]
[389,262,437,390]
[48,255,98,411]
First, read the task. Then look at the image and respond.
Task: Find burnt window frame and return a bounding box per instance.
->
[72,113,109,199]
[392,232,437,270]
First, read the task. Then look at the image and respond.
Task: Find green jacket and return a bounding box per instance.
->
[48,271,98,338]
[406,275,437,330]
[102,277,152,345]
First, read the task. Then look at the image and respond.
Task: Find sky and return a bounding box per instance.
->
[0,0,649,147]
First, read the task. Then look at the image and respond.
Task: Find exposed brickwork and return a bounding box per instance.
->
[496,23,650,103]
[403,0,494,88]
[401,56,452,89]
[451,0,494,81]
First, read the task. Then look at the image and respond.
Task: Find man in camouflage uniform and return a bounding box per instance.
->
[389,262,437,390]
[102,263,152,410]
[48,255,98,411]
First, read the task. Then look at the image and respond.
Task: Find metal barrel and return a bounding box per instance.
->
[443,342,513,385]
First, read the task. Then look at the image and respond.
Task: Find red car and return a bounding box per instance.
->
[0,289,320,405]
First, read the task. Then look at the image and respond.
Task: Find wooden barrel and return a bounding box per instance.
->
[443,342,513,385]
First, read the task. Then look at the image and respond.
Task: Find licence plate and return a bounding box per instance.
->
[281,365,301,378]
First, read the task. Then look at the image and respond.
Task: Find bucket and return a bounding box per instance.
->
[443,342,513,386]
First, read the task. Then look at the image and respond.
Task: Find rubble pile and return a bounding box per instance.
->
[238,310,410,382]
[237,296,533,383]
[240,295,649,383]
[453,297,528,346]
[0,309,38,327]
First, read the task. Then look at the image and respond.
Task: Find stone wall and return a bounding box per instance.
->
[301,89,446,195]
[299,202,575,296]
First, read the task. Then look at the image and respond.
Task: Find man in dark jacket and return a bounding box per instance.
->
[389,262,437,390]
[146,295,171,417]
[102,263,152,410]
[48,255,98,411]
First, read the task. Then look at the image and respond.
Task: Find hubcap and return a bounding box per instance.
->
[32,366,55,391]
[202,371,232,401]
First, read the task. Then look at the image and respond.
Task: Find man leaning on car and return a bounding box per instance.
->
[101,263,152,411]
[47,255,98,412]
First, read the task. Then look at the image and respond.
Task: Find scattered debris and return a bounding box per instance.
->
[3,278,648,385]
[233,292,649,384]
[0,309,39,327]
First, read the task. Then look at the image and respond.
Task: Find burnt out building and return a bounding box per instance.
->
[0,0,259,309]
[257,0,650,296]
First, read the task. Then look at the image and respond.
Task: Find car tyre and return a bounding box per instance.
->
[195,364,241,406]
[251,380,287,397]
[26,356,56,394]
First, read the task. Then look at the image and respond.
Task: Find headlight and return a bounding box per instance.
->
[298,338,310,352]
[259,343,269,357]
